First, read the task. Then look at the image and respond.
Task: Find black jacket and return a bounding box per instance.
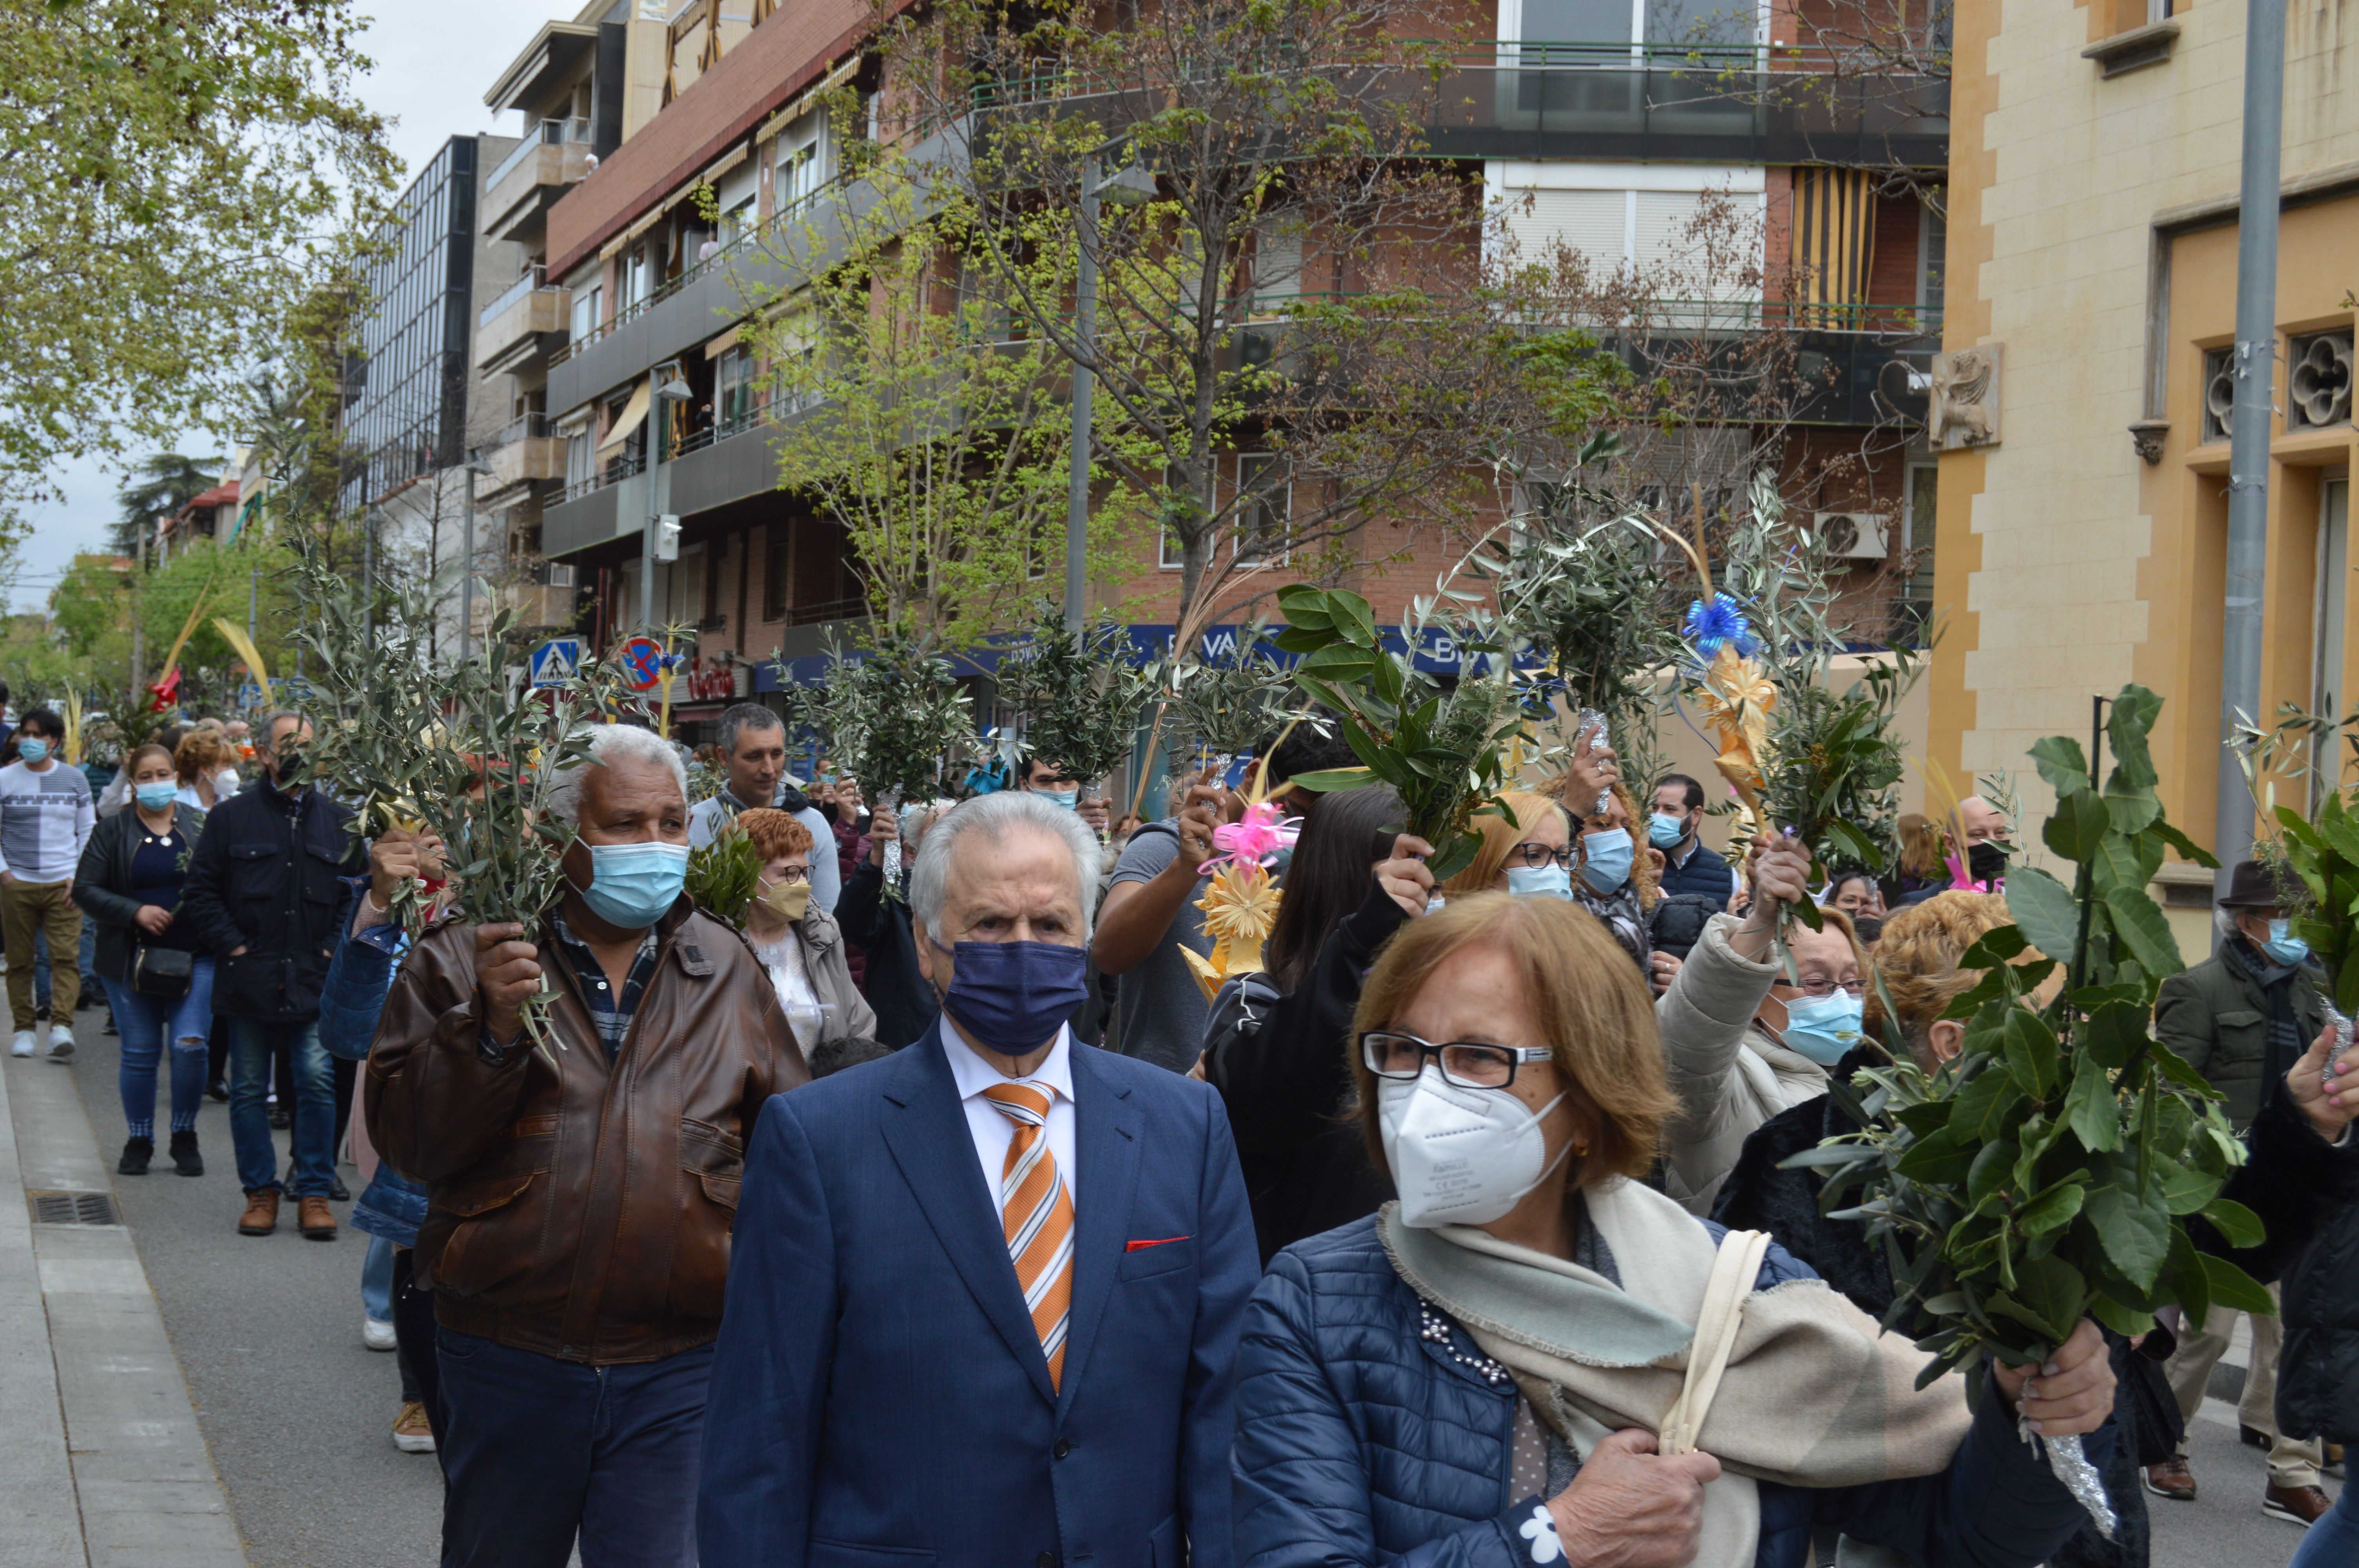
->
[2192,1081,2359,1444]
[833,857,938,1051]
[1204,882,1400,1264]
[177,783,362,1021]
[73,804,208,986]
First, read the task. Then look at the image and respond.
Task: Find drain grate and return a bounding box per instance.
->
[28,1189,119,1227]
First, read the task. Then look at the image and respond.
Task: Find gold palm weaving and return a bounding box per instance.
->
[981,1082,1075,1389]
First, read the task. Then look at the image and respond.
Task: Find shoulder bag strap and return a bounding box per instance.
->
[1657,1228,1773,1457]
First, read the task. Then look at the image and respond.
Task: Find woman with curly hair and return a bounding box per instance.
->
[734,808,880,1077]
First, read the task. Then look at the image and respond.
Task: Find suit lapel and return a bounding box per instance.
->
[1056,1047,1143,1416]
[880,1035,1058,1406]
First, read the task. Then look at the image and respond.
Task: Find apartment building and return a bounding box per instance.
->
[1928,0,2357,873]
[339,133,522,654]
[524,0,1950,742]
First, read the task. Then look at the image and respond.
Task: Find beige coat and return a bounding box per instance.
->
[1653,912,1829,1214]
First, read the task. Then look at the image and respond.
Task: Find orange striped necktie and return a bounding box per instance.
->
[980,1082,1075,1390]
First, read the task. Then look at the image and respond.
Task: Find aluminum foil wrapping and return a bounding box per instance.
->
[2021,1421,2116,1539]
[2325,1005,2354,1096]
[1576,709,1612,816]
[880,787,903,886]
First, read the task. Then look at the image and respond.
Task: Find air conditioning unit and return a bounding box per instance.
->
[537,562,576,588]
[1812,512,1890,559]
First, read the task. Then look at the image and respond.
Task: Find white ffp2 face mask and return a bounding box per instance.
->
[1377,1067,1570,1228]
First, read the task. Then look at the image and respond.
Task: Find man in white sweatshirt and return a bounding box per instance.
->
[0,708,95,1058]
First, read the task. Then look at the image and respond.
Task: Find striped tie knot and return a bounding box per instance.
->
[979,1079,1072,1389]
[982,1082,1053,1127]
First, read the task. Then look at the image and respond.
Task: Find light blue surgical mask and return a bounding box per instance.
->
[1504,863,1574,900]
[1780,991,1865,1065]
[16,739,48,765]
[2264,918,2312,967]
[1648,812,1687,850]
[1576,828,1635,894]
[1041,788,1078,811]
[578,841,690,929]
[134,782,178,813]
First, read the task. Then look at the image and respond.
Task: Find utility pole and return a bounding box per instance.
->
[129,532,147,708]
[2215,0,2287,904]
[247,569,260,713]
[1063,152,1100,637]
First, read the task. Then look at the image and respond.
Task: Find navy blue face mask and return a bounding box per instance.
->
[932,938,1090,1055]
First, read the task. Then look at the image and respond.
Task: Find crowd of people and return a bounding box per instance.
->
[10,690,2355,1568]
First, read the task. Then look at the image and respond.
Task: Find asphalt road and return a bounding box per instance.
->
[50,1005,2339,1568]
[62,1006,442,1568]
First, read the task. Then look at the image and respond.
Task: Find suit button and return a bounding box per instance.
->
[1053,1437,1070,1459]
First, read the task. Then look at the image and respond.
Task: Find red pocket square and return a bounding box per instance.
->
[1126,1236,1190,1252]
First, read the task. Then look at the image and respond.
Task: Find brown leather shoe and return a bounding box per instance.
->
[2327,1443,2345,1478]
[297,1195,337,1241]
[2264,1483,2332,1525]
[2144,1458,2197,1501]
[237,1189,280,1236]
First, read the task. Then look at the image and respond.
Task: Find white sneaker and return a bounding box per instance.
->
[363,1316,397,1352]
[47,1023,73,1058]
[9,1030,32,1057]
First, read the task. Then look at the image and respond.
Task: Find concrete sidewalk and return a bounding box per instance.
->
[1,1045,246,1568]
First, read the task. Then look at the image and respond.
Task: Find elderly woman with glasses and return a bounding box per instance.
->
[734,808,879,1077]
[1231,891,2117,1568]
[1644,828,1865,1214]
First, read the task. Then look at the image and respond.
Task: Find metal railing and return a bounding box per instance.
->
[565,449,643,503]
[478,264,551,330]
[489,412,557,448]
[490,116,594,189]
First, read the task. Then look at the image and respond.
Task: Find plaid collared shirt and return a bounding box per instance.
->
[550,911,660,1062]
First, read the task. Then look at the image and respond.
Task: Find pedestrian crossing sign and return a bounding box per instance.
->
[529,638,582,689]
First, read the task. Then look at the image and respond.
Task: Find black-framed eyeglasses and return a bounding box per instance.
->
[1778,975,1865,999]
[1360,1030,1554,1089]
[767,866,812,885]
[1505,842,1574,870]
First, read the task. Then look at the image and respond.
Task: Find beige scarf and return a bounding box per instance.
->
[1378,1178,1974,1568]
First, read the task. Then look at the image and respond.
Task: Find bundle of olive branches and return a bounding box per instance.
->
[992,604,1156,793]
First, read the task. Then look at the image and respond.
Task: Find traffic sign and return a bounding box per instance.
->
[530,639,583,689]
[619,636,664,692]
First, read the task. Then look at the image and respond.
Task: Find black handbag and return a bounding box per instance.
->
[131,942,194,1000]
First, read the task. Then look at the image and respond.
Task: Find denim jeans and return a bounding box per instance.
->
[227,1017,333,1195]
[2290,1476,2359,1568]
[363,1233,395,1323]
[435,1330,711,1568]
[102,961,214,1140]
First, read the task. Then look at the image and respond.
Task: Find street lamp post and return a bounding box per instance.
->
[460,445,493,660]
[643,369,695,632]
[1063,153,1158,635]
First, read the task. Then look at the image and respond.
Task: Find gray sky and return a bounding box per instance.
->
[13,0,560,612]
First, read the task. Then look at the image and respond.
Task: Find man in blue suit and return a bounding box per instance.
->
[699,788,1259,1568]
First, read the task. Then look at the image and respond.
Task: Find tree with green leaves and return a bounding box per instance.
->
[743,149,1153,646]
[0,2,394,526]
[111,454,226,556]
[1803,687,2255,1518]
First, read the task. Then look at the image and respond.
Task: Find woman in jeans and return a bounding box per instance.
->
[73,743,211,1176]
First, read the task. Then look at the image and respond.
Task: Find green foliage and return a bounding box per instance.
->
[806,626,977,807]
[1761,649,1921,876]
[1274,584,1524,882]
[110,455,222,557]
[685,824,763,931]
[991,604,1156,786]
[0,3,394,499]
[1157,630,1299,779]
[2270,792,2359,1015]
[1806,686,2250,1379]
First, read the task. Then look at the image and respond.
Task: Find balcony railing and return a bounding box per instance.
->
[479,265,551,330]
[490,116,594,189]
[491,412,557,448]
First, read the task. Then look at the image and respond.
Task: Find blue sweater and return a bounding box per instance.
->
[1231,1216,2111,1568]
[317,894,426,1246]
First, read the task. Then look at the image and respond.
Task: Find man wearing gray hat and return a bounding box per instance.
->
[2146,858,2334,1525]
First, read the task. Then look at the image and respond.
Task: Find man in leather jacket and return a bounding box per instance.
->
[367,723,804,1567]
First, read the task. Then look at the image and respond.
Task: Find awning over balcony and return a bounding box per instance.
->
[596,381,649,456]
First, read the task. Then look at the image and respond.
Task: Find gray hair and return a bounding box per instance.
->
[546,722,691,825]
[909,789,1104,942]
[717,701,784,759]
[261,709,307,746]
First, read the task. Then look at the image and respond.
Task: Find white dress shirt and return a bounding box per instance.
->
[940,1015,1078,1207]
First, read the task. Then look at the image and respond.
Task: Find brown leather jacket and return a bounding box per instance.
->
[365,897,807,1364]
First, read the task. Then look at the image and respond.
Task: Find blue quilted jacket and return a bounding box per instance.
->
[1232,1216,2112,1568]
